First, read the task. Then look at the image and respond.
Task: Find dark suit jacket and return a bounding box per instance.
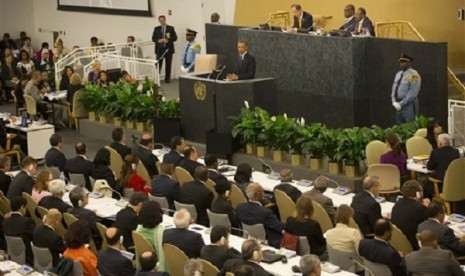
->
[351,191,382,236]
[418,219,465,255]
[339,16,357,32]
[427,146,460,181]
[0,170,12,195]
[151,174,181,210]
[133,145,159,177]
[162,150,184,167]
[91,164,118,190]
[220,259,271,276]
[64,155,94,191]
[68,207,101,248]
[179,159,203,176]
[45,147,67,171]
[180,180,213,227]
[163,228,205,258]
[7,170,34,199]
[208,169,227,184]
[97,247,135,276]
[359,238,406,276]
[114,206,139,252]
[304,188,336,222]
[39,196,72,214]
[286,217,326,256]
[405,247,464,276]
[135,272,169,276]
[354,17,375,36]
[33,224,66,267]
[3,213,35,265]
[110,142,132,160]
[391,197,427,250]
[236,53,256,80]
[152,25,178,55]
[236,201,285,248]
[292,11,313,31]
[273,183,302,203]
[200,244,242,270]
[211,196,241,229]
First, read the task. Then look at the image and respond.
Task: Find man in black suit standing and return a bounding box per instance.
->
[226,40,256,81]
[64,142,94,191]
[110,127,132,159]
[97,227,135,276]
[151,162,180,210]
[44,133,67,171]
[133,133,159,178]
[179,146,202,176]
[4,197,35,265]
[359,219,406,276]
[163,136,186,167]
[152,15,177,83]
[339,4,356,32]
[353,7,375,36]
[7,156,37,199]
[33,208,66,267]
[291,4,313,32]
[350,176,382,237]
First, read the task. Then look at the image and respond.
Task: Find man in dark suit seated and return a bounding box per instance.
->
[273,168,301,203]
[339,4,356,32]
[151,162,181,210]
[44,133,67,172]
[133,133,159,178]
[359,219,406,276]
[290,3,313,32]
[303,176,336,222]
[163,136,186,167]
[391,180,429,250]
[352,7,375,36]
[7,156,37,199]
[418,202,465,256]
[236,183,284,248]
[33,208,66,267]
[179,166,213,227]
[3,197,35,265]
[350,176,382,237]
[39,179,71,214]
[97,227,135,275]
[64,142,94,191]
[137,250,169,276]
[226,40,256,81]
[114,192,148,253]
[201,225,242,269]
[220,239,271,276]
[406,230,464,275]
[163,208,205,258]
[300,254,322,276]
[0,156,12,195]
[179,146,202,176]
[109,127,132,159]
[211,178,241,229]
[184,259,205,276]
[205,154,227,183]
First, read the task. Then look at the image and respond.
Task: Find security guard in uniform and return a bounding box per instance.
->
[391,54,421,124]
[180,29,201,74]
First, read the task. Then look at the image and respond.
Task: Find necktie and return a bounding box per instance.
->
[298,18,302,28]
[394,72,404,101]
[162,26,166,38]
[184,43,190,66]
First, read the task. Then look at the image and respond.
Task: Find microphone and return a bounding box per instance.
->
[105,185,128,207]
[257,157,273,174]
[215,65,226,81]
[350,257,374,276]
[318,175,351,195]
[207,64,223,79]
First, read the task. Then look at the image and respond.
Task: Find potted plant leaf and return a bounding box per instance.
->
[336,127,372,177]
[253,107,271,157]
[288,118,306,165]
[231,102,259,154]
[300,123,327,170]
[154,94,182,142]
[324,128,343,174]
[80,84,106,121]
[262,114,293,162]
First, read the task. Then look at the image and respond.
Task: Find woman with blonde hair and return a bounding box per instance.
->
[31,170,52,202]
[120,154,151,194]
[87,59,101,84]
[67,72,84,106]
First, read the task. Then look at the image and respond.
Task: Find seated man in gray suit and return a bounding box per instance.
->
[303,175,336,222]
[405,230,464,276]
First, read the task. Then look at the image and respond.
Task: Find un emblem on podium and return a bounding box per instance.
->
[194,81,207,101]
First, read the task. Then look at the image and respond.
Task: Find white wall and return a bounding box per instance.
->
[2,0,35,42]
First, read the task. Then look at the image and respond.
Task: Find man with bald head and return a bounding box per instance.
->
[33,208,66,266]
[405,230,464,275]
[273,168,301,203]
[133,133,159,177]
[339,4,356,31]
[64,142,94,191]
[236,183,284,248]
[97,227,135,276]
[351,175,382,237]
[138,251,169,275]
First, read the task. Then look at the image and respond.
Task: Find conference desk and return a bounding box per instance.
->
[0,260,42,275]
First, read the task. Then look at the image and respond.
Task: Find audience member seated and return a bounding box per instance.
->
[36,42,53,63]
[7,156,37,199]
[0,156,12,195]
[39,50,54,75]
[87,60,101,84]
[136,200,168,271]
[136,250,169,276]
[45,133,67,171]
[234,163,253,193]
[273,168,301,203]
[211,177,241,229]
[232,264,256,276]
[151,162,180,210]
[286,195,327,259]
[350,176,382,237]
[162,136,186,167]
[63,220,98,276]
[114,192,148,253]
[1,55,18,99]
[300,254,322,276]
[38,70,54,93]
[179,166,213,227]
[359,219,406,276]
[405,230,464,275]
[53,42,67,64]
[236,183,284,248]
[110,127,132,159]
[39,179,71,214]
[426,119,442,150]
[120,70,137,84]
[16,50,35,77]
[33,208,66,267]
[418,202,465,256]
[204,153,227,183]
[391,180,429,250]
[21,37,34,58]
[97,70,110,88]
[426,133,460,183]
[14,77,28,107]
[97,227,135,276]
[179,146,202,176]
[0,33,17,53]
[163,208,205,258]
[121,154,151,194]
[221,239,270,276]
[58,66,74,91]
[303,175,336,222]
[326,204,362,254]
[380,132,408,178]
[201,225,242,269]
[64,142,94,191]
[66,73,83,106]
[31,169,52,202]
[184,259,205,276]
[3,196,35,265]
[133,133,159,178]
[91,148,119,192]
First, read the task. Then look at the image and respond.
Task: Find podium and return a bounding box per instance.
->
[179,73,276,143]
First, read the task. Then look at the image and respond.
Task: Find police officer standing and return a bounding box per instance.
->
[391,54,421,124]
[180,29,201,74]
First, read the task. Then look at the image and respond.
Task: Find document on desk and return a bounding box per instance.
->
[45,90,67,101]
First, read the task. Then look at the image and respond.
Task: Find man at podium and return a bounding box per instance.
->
[226,40,256,81]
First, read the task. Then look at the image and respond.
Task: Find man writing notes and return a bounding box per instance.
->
[226,41,256,81]
[180,29,201,74]
[339,4,356,32]
[152,15,177,83]
[291,4,313,32]
[391,54,421,124]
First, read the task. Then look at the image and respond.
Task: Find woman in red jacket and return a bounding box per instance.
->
[120,154,151,194]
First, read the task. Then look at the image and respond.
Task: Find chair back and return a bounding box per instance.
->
[24,94,37,117]
[174,201,197,220]
[123,188,135,198]
[132,231,154,267]
[5,236,26,265]
[205,179,218,198]
[207,209,231,229]
[297,236,310,256]
[414,128,427,137]
[390,224,413,255]
[63,212,78,228]
[361,257,392,276]
[274,189,296,223]
[406,136,432,158]
[22,192,42,227]
[442,158,465,202]
[72,89,88,118]
[366,164,401,193]
[105,146,124,179]
[349,218,361,231]
[200,258,220,276]
[175,166,194,185]
[69,173,86,187]
[31,242,53,273]
[46,166,61,180]
[163,243,189,276]
[149,195,169,211]
[136,162,152,184]
[312,201,334,234]
[327,245,357,272]
[365,140,387,166]
[194,54,218,73]
[73,260,84,276]
[37,205,48,219]
[230,183,247,209]
[0,196,11,216]
[241,222,266,241]
[97,223,108,250]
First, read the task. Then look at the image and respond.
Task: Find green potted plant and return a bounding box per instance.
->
[336,127,372,177]
[300,123,327,170]
[324,128,343,174]
[80,84,106,121]
[288,118,306,165]
[154,95,182,142]
[132,94,154,131]
[262,114,293,162]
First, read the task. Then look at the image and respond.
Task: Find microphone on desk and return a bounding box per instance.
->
[317,174,351,195]
[215,65,226,81]
[105,185,128,207]
[350,257,374,276]
[207,64,223,79]
[317,174,339,188]
[257,157,273,174]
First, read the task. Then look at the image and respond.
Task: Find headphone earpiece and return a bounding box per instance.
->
[131,163,136,170]
[253,250,259,260]
[194,271,201,276]
[225,190,230,198]
[416,191,422,199]
[155,262,159,271]
[78,199,83,207]
[220,236,226,245]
